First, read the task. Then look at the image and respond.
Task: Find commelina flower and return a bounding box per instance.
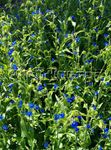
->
[28,102,35,109]
[8,83,14,88]
[18,100,23,108]
[71,121,79,132]
[12,41,16,46]
[26,111,32,117]
[86,124,91,129]
[8,49,14,56]
[12,64,18,71]
[43,141,49,149]
[98,146,103,150]
[54,84,58,90]
[0,114,3,121]
[0,81,2,86]
[2,124,8,131]
[37,84,43,91]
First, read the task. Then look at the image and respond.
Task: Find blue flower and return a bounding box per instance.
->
[92,104,96,110]
[37,85,43,91]
[67,98,72,103]
[95,91,99,96]
[18,100,23,108]
[12,64,18,71]
[32,11,36,15]
[86,124,91,129]
[104,128,109,134]
[78,116,82,119]
[51,58,55,62]
[54,114,60,121]
[28,102,34,109]
[75,37,80,43]
[12,41,16,46]
[40,108,45,113]
[88,82,93,86]
[75,85,80,89]
[99,146,103,150]
[0,81,2,86]
[93,42,97,47]
[0,115,3,121]
[71,16,76,21]
[104,41,108,46]
[10,57,14,62]
[71,121,79,128]
[43,141,49,149]
[8,83,14,88]
[74,127,79,132]
[26,111,32,117]
[9,99,15,104]
[2,124,8,131]
[54,84,58,90]
[59,113,65,118]
[106,81,110,86]
[104,33,108,38]
[94,27,98,32]
[34,105,40,110]
[8,49,14,56]
[60,72,64,78]
[108,117,111,120]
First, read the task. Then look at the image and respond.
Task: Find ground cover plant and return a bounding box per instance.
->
[0,0,111,149]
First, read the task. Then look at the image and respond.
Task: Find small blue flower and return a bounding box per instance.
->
[74,127,79,132]
[9,99,15,104]
[59,113,65,118]
[12,64,18,71]
[8,83,14,88]
[94,27,98,32]
[8,49,14,56]
[28,102,34,109]
[0,115,3,121]
[60,72,64,78]
[108,117,111,120]
[54,84,58,90]
[95,91,99,96]
[75,37,80,43]
[67,98,72,103]
[75,85,80,89]
[18,100,23,108]
[10,57,14,62]
[93,42,97,47]
[106,81,110,86]
[0,81,2,86]
[99,146,103,150]
[92,104,96,110]
[78,116,82,119]
[43,141,49,149]
[51,58,55,62]
[26,111,32,117]
[71,121,79,128]
[40,108,45,113]
[37,85,43,91]
[2,124,8,131]
[104,128,109,133]
[54,114,60,121]
[86,124,91,129]
[34,105,40,110]
[32,11,36,15]
[71,16,76,21]
[104,41,108,46]
[104,33,108,38]
[42,73,47,77]
[12,41,16,46]
[88,82,93,86]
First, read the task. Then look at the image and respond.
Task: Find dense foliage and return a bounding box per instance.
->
[0,0,111,149]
